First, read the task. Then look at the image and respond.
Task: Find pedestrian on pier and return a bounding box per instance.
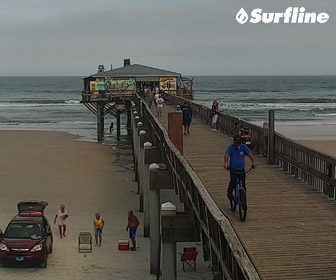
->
[109,121,114,133]
[54,204,69,238]
[93,212,105,246]
[126,210,139,251]
[211,100,219,131]
[148,90,154,108]
[156,95,164,117]
[181,101,192,134]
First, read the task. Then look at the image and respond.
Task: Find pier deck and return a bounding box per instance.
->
[153,104,336,280]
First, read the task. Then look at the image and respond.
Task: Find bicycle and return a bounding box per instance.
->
[227,167,253,222]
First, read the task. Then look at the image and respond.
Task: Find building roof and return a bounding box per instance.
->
[89,64,181,79]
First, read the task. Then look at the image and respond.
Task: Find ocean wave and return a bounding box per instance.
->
[234,98,336,104]
[65,100,80,104]
[0,101,81,107]
[313,113,336,117]
[197,88,275,94]
[223,102,336,111]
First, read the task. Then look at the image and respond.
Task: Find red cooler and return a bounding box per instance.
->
[118,240,130,250]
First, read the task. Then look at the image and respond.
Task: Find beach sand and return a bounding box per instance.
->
[0,131,149,280]
[0,131,212,280]
[274,124,336,157]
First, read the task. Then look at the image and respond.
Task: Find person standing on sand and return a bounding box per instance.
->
[93,212,105,246]
[54,204,69,238]
[126,210,139,251]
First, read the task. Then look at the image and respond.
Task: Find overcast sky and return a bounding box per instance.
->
[0,0,335,76]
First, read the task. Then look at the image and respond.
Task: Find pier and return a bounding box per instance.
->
[82,63,336,280]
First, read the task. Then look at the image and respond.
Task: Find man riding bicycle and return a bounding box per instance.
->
[223,135,256,200]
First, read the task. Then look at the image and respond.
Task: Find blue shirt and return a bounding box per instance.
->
[226,144,250,170]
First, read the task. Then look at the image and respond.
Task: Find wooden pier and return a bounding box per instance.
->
[82,63,336,279]
[130,93,336,279]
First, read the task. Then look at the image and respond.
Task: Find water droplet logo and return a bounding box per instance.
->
[236,8,248,24]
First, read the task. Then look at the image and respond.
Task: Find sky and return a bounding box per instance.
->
[0,0,335,76]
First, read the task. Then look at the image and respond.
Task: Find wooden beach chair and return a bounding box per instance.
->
[78,232,92,253]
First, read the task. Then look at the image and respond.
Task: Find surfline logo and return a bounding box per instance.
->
[236,7,330,24]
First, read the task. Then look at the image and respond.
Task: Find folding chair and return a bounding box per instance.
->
[78,232,92,253]
[179,247,198,272]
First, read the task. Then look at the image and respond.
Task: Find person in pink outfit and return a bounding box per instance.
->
[54,204,69,238]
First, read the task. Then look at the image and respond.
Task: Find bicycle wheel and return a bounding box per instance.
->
[239,189,247,221]
[230,188,237,211]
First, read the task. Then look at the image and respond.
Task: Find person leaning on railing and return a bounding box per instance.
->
[223,135,257,200]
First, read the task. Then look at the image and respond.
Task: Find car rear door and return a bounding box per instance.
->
[17,201,48,213]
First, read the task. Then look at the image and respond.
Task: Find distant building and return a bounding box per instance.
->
[83,59,193,99]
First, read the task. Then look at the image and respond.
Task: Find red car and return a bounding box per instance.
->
[0,201,53,268]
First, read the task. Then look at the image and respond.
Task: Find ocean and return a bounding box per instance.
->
[0,76,335,141]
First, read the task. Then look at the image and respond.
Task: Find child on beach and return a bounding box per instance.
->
[93,212,105,246]
[54,204,69,238]
[126,210,139,251]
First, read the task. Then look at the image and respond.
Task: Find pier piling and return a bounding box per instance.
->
[149,164,173,276]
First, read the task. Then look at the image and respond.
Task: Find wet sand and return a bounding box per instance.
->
[0,131,149,280]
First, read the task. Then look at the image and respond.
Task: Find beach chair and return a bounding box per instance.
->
[78,232,92,253]
[179,247,198,272]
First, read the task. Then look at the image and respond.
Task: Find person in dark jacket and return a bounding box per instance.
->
[181,101,192,134]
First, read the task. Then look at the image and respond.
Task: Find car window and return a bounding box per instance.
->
[5,224,42,239]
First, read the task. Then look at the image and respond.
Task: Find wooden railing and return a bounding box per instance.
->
[165,94,336,200]
[275,133,336,198]
[134,96,261,280]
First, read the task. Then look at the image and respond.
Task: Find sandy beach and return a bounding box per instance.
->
[298,140,336,158]
[0,131,149,280]
[0,130,212,280]
[275,124,336,157]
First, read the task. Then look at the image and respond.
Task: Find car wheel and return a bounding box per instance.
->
[40,258,47,268]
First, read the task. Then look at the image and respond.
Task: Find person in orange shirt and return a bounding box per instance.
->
[93,212,105,247]
[126,210,139,251]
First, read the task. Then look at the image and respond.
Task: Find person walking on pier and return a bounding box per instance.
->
[181,101,192,134]
[156,95,164,117]
[126,210,139,251]
[93,212,105,246]
[54,204,69,238]
[211,100,219,131]
[223,135,256,200]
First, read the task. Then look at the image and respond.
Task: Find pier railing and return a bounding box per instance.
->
[134,97,261,280]
[165,94,336,201]
[275,133,336,198]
